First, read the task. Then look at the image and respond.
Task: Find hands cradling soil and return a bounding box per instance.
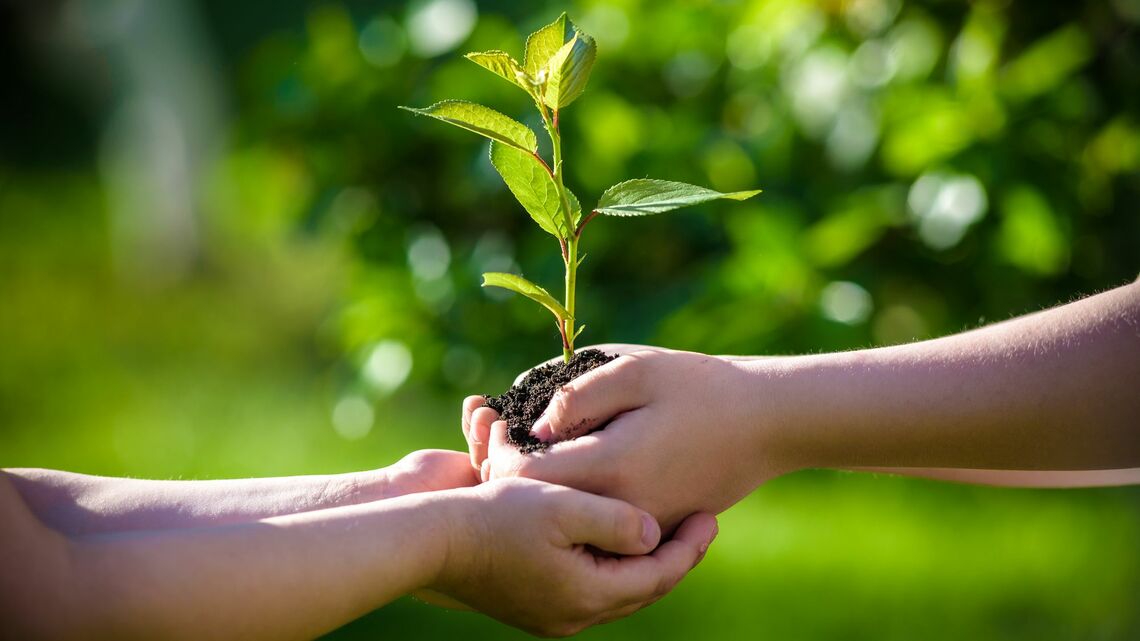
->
[462,345,790,533]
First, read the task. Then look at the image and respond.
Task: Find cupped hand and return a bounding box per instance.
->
[464,347,788,531]
[460,344,669,473]
[384,449,480,497]
[428,477,718,637]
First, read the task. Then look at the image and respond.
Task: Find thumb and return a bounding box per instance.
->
[531,355,649,443]
[557,490,661,556]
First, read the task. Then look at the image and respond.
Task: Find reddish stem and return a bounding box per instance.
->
[532,151,554,178]
[557,319,570,351]
[559,237,568,263]
[553,109,560,130]
[575,210,599,239]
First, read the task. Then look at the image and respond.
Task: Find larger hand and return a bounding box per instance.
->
[428,478,718,637]
[465,347,789,531]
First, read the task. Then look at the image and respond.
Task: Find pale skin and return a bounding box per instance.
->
[1,450,718,639]
[464,281,1140,531]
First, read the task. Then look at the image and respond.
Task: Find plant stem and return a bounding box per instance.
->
[540,103,578,363]
[564,234,578,359]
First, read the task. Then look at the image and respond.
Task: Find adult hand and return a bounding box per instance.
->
[465,347,790,531]
[428,478,718,637]
[460,344,668,473]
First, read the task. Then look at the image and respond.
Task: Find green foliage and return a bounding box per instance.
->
[481,272,571,322]
[404,12,758,361]
[541,30,596,109]
[487,141,568,238]
[597,179,761,217]
[463,50,530,92]
[400,101,537,153]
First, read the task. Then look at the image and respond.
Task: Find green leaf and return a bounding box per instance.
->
[524,13,572,78]
[399,101,537,153]
[482,272,572,322]
[566,185,582,226]
[596,179,762,216]
[489,141,569,238]
[543,32,597,109]
[464,50,531,93]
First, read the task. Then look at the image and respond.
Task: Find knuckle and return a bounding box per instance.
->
[612,355,649,393]
[549,382,578,420]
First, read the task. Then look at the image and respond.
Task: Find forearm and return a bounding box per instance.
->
[850,466,1140,487]
[747,282,1140,472]
[4,467,394,536]
[62,491,459,640]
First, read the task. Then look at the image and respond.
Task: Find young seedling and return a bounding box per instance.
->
[401,13,759,363]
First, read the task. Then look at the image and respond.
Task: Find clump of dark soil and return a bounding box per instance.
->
[483,349,617,453]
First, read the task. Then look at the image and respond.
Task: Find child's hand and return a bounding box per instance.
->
[383,450,479,497]
[427,478,717,637]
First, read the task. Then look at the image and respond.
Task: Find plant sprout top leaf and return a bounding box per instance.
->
[596,179,762,216]
[464,50,532,93]
[525,13,573,77]
[543,31,597,109]
[482,272,572,322]
[399,100,537,153]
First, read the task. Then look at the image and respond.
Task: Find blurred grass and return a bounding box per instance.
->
[2,0,1139,638]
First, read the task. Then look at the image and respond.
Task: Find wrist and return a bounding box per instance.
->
[737,349,881,473]
[729,354,834,477]
[413,487,484,593]
[328,468,392,505]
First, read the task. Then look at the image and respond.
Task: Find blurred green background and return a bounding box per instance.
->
[2,0,1138,638]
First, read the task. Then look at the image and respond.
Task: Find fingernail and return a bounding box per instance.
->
[640,514,660,549]
[530,414,552,442]
[699,524,719,555]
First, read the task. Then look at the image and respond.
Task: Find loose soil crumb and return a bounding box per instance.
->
[483,349,617,453]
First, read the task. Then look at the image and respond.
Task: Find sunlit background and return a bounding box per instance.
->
[2,0,1138,638]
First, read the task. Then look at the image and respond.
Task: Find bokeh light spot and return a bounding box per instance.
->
[821,281,874,325]
[908,172,988,250]
[364,340,413,394]
[332,395,374,440]
[406,0,476,58]
[359,16,406,68]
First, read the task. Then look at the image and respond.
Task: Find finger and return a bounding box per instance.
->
[593,512,719,605]
[557,491,661,556]
[505,413,641,493]
[461,395,484,444]
[468,407,498,470]
[485,419,514,480]
[530,354,651,444]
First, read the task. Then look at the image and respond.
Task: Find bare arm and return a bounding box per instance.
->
[758,281,1140,472]
[466,282,1139,529]
[1,468,717,639]
[3,451,475,536]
